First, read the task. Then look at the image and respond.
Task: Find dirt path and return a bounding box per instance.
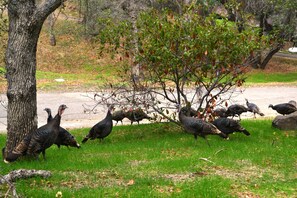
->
[0,86,296,133]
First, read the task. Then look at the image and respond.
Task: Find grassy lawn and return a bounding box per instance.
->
[1,120,296,197]
[245,72,297,85]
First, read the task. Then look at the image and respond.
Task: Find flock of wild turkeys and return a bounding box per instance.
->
[3,99,297,163]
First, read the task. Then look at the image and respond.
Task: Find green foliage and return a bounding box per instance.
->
[136,9,260,85]
[97,4,263,120]
[0,120,296,197]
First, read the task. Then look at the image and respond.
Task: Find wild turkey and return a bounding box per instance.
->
[4,133,32,163]
[111,110,126,125]
[245,99,264,118]
[212,117,250,138]
[4,104,68,163]
[178,106,227,146]
[44,108,53,123]
[180,106,198,117]
[268,103,297,115]
[213,107,227,118]
[225,104,248,120]
[125,108,152,125]
[44,108,80,148]
[82,104,114,143]
[288,100,297,107]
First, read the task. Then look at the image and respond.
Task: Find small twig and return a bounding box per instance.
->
[199,158,215,164]
[213,148,226,156]
[4,178,18,198]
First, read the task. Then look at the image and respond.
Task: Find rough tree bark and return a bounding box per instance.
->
[4,0,65,156]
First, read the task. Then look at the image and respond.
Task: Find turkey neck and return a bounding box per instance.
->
[178,110,187,124]
[106,109,112,119]
[47,111,53,123]
[50,113,61,128]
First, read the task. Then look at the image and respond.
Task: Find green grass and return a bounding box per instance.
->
[246,72,297,84]
[1,120,296,197]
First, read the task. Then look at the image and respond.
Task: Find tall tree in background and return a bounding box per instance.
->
[219,0,297,69]
[4,0,65,156]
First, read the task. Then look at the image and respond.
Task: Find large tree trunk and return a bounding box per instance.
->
[4,0,65,156]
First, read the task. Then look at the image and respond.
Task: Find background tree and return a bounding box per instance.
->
[219,0,297,69]
[96,3,261,123]
[0,0,8,68]
[3,0,65,156]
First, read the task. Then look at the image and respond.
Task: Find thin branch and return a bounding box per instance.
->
[31,0,66,26]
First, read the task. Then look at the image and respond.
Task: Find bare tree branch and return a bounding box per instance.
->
[0,169,52,185]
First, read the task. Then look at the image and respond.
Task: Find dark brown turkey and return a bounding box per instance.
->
[212,117,250,138]
[44,108,80,148]
[125,108,152,125]
[178,106,227,146]
[82,105,114,143]
[213,107,227,118]
[180,106,198,117]
[288,100,297,107]
[4,104,68,163]
[269,103,297,115]
[111,109,126,125]
[225,104,248,120]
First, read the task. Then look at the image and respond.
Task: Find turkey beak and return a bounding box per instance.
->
[76,143,81,148]
[4,159,10,164]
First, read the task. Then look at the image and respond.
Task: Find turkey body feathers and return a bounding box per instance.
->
[112,110,126,125]
[4,104,67,163]
[27,105,67,159]
[213,117,250,137]
[55,128,81,148]
[213,108,227,118]
[178,108,227,141]
[269,103,297,115]
[44,108,80,148]
[4,134,32,163]
[125,108,152,125]
[82,106,113,143]
[246,99,264,117]
[226,104,248,119]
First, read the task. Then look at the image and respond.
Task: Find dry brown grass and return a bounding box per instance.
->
[251,56,297,73]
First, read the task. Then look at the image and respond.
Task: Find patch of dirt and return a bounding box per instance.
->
[236,191,261,198]
[53,170,133,189]
[129,160,148,167]
[162,171,208,183]
[153,185,182,195]
[211,160,285,181]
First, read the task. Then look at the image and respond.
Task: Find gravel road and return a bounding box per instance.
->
[0,86,296,133]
